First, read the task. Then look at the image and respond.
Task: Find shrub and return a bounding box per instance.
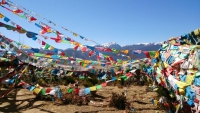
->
[62,93,73,104]
[109,92,127,110]
[37,78,47,86]
[83,81,93,87]
[87,77,99,85]
[62,76,76,84]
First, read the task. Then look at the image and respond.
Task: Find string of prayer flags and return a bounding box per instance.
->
[0,13,124,62]
[1,33,115,68]
[0,5,133,59]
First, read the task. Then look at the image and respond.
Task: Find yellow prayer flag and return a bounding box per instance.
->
[194,29,200,36]
[83,64,87,67]
[0,13,4,18]
[68,72,73,76]
[44,55,51,58]
[90,86,96,91]
[163,62,168,68]
[21,65,29,73]
[84,60,91,64]
[155,51,159,58]
[179,88,185,95]
[170,39,176,45]
[49,46,54,50]
[117,77,121,80]
[33,88,41,94]
[185,74,195,85]
[123,61,128,64]
[175,104,180,111]
[47,29,52,33]
[154,100,158,106]
[21,44,30,49]
[73,32,78,37]
[176,81,189,89]
[121,50,129,54]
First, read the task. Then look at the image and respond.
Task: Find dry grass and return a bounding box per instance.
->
[0,85,167,113]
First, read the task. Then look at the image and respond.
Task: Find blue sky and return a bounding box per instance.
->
[0,0,200,50]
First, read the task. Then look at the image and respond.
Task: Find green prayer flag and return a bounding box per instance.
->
[62,40,71,44]
[41,88,46,96]
[20,15,27,19]
[149,51,156,58]
[96,85,102,89]
[79,76,85,79]
[81,62,85,66]
[121,75,128,81]
[117,59,122,62]
[34,53,44,57]
[112,48,119,54]
[14,41,21,46]
[44,44,50,50]
[68,88,73,93]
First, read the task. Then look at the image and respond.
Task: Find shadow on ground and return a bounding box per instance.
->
[0,88,53,113]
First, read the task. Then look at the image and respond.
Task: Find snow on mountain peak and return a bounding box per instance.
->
[93,41,163,49]
[134,42,163,46]
[101,42,121,49]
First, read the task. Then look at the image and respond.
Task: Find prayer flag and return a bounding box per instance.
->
[90,86,96,91]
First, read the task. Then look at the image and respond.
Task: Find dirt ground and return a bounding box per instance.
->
[0,86,167,113]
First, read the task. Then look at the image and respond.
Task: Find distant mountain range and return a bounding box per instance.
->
[23,42,162,60]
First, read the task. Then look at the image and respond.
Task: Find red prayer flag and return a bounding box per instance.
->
[109,56,114,61]
[74,45,79,50]
[40,24,50,34]
[97,55,100,60]
[29,16,37,21]
[16,25,22,30]
[42,41,46,45]
[59,52,65,56]
[40,30,47,34]
[89,51,94,57]
[28,53,34,56]
[18,81,26,86]
[46,53,54,55]
[104,48,112,52]
[50,38,62,43]
[1,0,6,5]
[101,82,107,87]
[13,9,23,13]
[81,46,87,52]
[46,88,52,94]
[143,51,150,58]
